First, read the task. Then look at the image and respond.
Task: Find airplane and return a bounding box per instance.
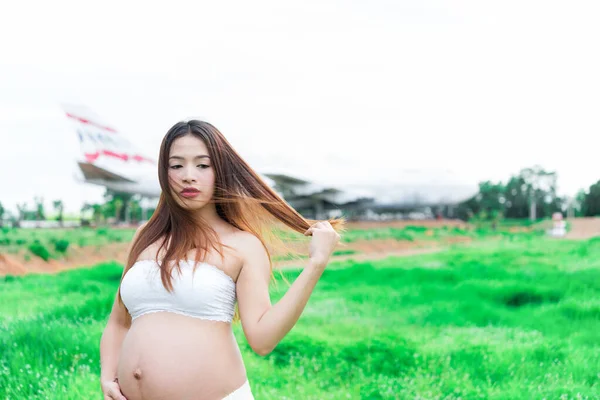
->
[63,104,162,198]
[63,105,478,220]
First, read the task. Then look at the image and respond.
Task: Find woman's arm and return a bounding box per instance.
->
[100,298,131,383]
[236,221,340,356]
[99,224,145,399]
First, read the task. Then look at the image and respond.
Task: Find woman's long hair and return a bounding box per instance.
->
[116,120,344,320]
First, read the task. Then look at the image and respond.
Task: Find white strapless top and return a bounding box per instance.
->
[120,259,237,323]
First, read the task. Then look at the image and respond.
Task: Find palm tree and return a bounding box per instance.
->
[92,204,104,227]
[114,198,124,225]
[16,202,27,223]
[53,200,64,227]
[34,196,45,220]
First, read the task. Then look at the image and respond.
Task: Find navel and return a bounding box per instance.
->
[133,368,143,380]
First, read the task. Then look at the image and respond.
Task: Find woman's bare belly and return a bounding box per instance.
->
[117,312,248,400]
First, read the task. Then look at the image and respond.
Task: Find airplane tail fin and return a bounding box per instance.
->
[62,104,156,182]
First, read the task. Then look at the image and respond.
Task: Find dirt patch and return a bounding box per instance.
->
[345,238,430,253]
[565,217,600,240]
[273,236,471,269]
[1,238,449,277]
[0,253,27,276]
[443,236,473,244]
[0,242,130,277]
[0,220,472,277]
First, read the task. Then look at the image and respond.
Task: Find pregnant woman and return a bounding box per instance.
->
[99,120,343,400]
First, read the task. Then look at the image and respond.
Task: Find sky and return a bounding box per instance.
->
[1,0,599,214]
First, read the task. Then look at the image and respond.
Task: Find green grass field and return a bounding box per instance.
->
[1,234,600,399]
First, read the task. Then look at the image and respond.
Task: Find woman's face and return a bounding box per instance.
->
[167,134,215,211]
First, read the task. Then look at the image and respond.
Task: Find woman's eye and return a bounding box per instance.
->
[170,165,182,169]
[198,164,210,169]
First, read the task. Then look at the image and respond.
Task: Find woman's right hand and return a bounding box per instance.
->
[304,221,341,269]
[101,379,128,400]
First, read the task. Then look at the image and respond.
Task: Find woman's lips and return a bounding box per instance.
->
[181,189,200,198]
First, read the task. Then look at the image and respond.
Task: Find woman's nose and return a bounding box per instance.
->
[182,167,197,183]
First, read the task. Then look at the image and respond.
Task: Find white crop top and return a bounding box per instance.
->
[120,259,237,323]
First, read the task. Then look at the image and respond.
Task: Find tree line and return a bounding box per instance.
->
[80,190,153,226]
[454,165,600,221]
[3,166,600,226]
[0,190,155,227]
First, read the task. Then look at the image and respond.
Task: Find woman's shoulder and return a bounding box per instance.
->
[226,229,266,260]
[133,221,149,239]
[228,229,262,248]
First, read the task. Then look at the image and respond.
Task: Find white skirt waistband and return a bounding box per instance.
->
[222,380,254,400]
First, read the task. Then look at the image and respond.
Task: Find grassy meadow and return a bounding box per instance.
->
[1,229,600,399]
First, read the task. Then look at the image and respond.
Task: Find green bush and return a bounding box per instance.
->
[404,225,428,233]
[28,242,50,261]
[332,249,357,256]
[108,234,123,243]
[55,239,70,254]
[393,230,414,241]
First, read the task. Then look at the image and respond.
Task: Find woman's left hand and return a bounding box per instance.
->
[304,221,341,269]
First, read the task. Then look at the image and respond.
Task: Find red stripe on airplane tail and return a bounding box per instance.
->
[85,152,100,163]
[104,150,128,161]
[84,150,155,164]
[132,154,153,163]
[66,113,118,133]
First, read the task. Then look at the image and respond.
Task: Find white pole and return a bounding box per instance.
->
[530,194,536,221]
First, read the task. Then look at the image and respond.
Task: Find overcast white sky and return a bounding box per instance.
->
[1,0,599,214]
